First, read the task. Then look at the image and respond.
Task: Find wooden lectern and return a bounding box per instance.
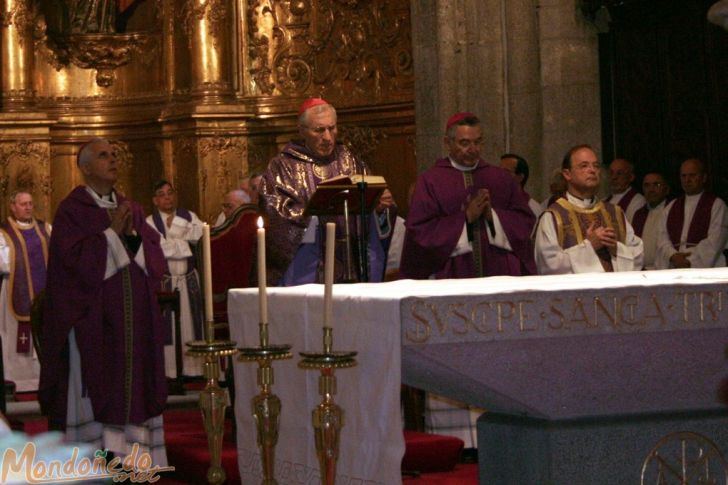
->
[304,174,387,282]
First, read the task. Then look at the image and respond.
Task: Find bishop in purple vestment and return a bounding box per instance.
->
[260,98,389,285]
[39,139,168,447]
[400,113,536,279]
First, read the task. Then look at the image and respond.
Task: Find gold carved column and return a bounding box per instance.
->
[1,0,54,221]
[159,0,251,222]
[1,0,34,109]
[184,0,234,101]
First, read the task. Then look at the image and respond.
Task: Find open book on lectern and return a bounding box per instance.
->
[304,174,387,216]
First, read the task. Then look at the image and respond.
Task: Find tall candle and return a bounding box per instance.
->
[323,222,335,328]
[257,216,268,324]
[202,223,214,340]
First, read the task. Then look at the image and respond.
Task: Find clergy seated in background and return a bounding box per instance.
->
[0,191,50,392]
[654,158,728,269]
[213,189,250,228]
[631,172,670,270]
[210,200,258,324]
[540,168,567,213]
[534,144,644,274]
[400,112,536,280]
[146,180,204,378]
[39,138,169,465]
[604,158,647,224]
[499,153,543,217]
[259,98,391,286]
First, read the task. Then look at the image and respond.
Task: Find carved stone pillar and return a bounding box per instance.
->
[411,0,601,200]
[184,0,234,101]
[1,0,35,110]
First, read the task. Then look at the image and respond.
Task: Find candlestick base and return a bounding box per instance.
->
[298,351,357,370]
[186,339,238,485]
[239,343,292,485]
[299,332,357,485]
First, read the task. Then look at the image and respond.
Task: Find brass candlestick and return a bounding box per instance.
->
[187,327,238,485]
[299,326,357,485]
[238,321,292,485]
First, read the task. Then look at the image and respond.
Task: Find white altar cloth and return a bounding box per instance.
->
[229,267,728,483]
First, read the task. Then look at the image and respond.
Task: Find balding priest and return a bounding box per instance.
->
[259,98,392,285]
[654,158,728,269]
[39,138,169,465]
[533,144,644,274]
[0,191,50,392]
[400,112,536,279]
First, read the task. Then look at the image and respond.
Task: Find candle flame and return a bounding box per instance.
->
[257,216,264,229]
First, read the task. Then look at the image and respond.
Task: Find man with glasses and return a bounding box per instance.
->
[631,172,670,269]
[534,144,643,274]
[655,158,728,269]
[401,112,536,279]
[146,180,204,378]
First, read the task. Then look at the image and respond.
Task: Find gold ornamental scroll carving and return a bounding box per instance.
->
[171,136,247,223]
[0,141,50,220]
[38,0,163,87]
[403,287,727,345]
[246,0,413,101]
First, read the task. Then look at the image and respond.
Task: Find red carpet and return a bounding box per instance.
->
[11,406,478,484]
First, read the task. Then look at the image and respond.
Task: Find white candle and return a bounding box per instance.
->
[324,222,335,328]
[202,223,214,340]
[257,216,268,324]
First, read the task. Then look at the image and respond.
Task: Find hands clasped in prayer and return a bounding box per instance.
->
[110,201,134,235]
[669,251,691,268]
[586,220,617,257]
[465,188,492,223]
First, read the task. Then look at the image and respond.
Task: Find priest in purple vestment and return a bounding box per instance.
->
[400,112,536,279]
[0,191,50,392]
[39,138,169,465]
[259,98,389,285]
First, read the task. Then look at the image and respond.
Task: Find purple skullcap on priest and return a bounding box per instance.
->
[446,111,476,130]
[298,98,330,115]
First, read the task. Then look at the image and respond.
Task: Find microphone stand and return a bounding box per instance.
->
[357,180,369,282]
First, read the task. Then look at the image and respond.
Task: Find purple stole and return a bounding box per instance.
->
[548,199,626,272]
[151,208,203,342]
[666,193,716,250]
[0,218,50,353]
[631,204,649,237]
[152,208,195,270]
[606,187,638,213]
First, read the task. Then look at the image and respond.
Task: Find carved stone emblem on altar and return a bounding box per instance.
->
[641,431,728,484]
[38,0,157,87]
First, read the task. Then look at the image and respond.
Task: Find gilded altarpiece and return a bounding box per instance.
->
[0,0,414,222]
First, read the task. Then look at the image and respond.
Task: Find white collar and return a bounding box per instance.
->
[85,186,117,208]
[565,191,597,209]
[449,157,479,172]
